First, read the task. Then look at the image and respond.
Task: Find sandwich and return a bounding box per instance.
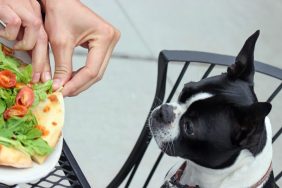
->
[0,43,64,168]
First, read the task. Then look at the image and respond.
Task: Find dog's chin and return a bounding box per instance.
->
[158,141,178,157]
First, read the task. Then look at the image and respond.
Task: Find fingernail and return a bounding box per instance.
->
[32,73,41,83]
[53,79,62,90]
[43,72,51,82]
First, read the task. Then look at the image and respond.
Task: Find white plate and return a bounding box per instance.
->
[0,22,64,185]
[0,136,63,185]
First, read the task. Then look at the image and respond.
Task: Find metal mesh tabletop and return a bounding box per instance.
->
[0,140,91,188]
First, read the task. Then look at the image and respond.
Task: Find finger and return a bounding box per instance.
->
[75,31,120,94]
[12,5,41,50]
[62,28,120,97]
[30,0,51,82]
[62,40,110,97]
[29,0,41,11]
[66,30,120,96]
[41,46,52,82]
[51,41,74,91]
[31,26,49,83]
[0,5,21,40]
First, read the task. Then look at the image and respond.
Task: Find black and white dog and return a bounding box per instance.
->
[149,31,278,188]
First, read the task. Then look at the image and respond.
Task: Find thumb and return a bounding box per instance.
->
[51,42,73,90]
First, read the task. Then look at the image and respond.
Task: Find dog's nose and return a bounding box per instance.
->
[156,104,175,124]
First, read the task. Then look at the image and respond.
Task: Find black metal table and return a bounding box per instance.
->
[0,140,91,188]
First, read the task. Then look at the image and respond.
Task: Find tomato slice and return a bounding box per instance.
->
[16,86,35,107]
[4,105,28,120]
[0,70,17,88]
[1,44,14,56]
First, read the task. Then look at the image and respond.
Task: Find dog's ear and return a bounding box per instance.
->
[227,30,260,84]
[233,102,271,146]
[238,102,272,125]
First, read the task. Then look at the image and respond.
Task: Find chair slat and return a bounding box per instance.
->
[202,64,215,79]
[125,162,139,187]
[273,126,282,143]
[166,62,190,103]
[144,152,164,187]
[275,170,282,182]
[267,83,282,103]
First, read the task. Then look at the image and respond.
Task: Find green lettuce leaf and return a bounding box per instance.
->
[21,138,53,156]
[0,115,5,129]
[0,99,6,114]
[0,46,32,84]
[0,88,17,108]
[32,80,53,106]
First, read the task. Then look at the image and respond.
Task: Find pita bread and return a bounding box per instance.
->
[0,92,64,168]
[32,92,64,164]
[0,144,33,168]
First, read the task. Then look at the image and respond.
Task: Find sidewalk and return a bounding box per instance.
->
[64,1,282,187]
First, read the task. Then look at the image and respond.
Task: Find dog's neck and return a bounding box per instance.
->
[177,117,272,188]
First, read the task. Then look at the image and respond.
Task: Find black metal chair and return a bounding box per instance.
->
[108,50,282,188]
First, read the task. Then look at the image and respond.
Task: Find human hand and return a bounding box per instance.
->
[41,0,120,97]
[0,0,51,83]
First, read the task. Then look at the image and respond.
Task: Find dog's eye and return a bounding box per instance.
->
[184,120,194,135]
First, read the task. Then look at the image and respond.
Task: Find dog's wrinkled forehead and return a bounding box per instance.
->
[178,74,256,106]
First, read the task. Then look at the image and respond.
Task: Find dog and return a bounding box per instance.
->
[149,31,278,188]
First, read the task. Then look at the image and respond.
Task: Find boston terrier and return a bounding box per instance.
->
[149,31,278,188]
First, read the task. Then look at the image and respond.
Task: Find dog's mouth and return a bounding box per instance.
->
[149,120,179,156]
[149,126,177,156]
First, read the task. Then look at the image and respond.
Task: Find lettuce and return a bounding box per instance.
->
[0,88,17,108]
[0,45,32,84]
[32,80,53,106]
[0,112,53,156]
[0,44,54,157]
[0,136,29,155]
[0,99,6,114]
[0,115,5,129]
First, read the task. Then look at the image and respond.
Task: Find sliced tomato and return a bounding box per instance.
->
[4,105,28,120]
[16,86,35,107]
[0,70,17,88]
[2,44,14,56]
